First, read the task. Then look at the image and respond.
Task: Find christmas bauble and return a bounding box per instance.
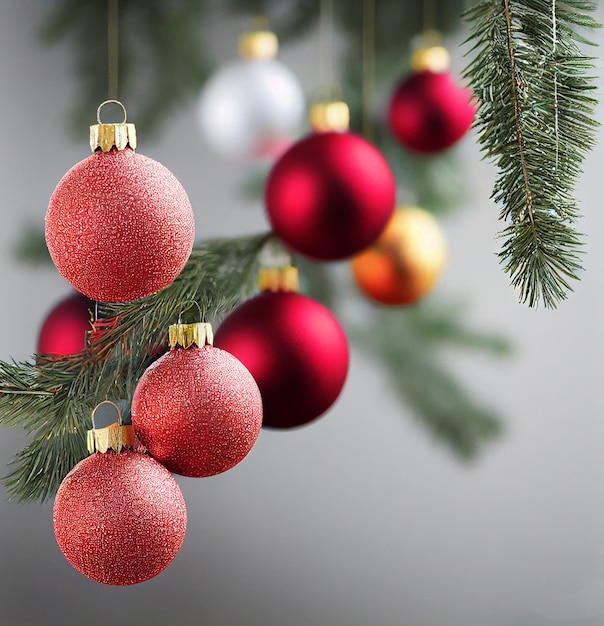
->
[388,71,475,153]
[351,206,447,305]
[37,292,93,356]
[214,286,349,429]
[53,450,186,586]
[46,146,195,303]
[131,323,262,477]
[198,59,305,160]
[265,131,396,260]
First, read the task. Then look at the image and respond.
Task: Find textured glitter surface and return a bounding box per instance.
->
[265,131,395,261]
[53,450,186,586]
[45,147,195,303]
[214,291,349,429]
[131,345,262,477]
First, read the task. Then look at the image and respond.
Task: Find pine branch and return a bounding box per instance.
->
[1,234,270,503]
[353,304,510,459]
[463,0,600,308]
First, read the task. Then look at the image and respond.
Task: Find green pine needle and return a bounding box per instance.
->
[464,0,600,308]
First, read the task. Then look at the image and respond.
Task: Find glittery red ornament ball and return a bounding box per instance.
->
[388,71,475,154]
[53,450,186,586]
[131,344,262,477]
[265,131,396,261]
[37,292,93,356]
[214,291,349,429]
[45,147,195,303]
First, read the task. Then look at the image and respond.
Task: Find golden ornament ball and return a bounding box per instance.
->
[351,206,447,305]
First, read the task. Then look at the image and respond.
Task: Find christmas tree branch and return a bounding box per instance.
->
[1,234,269,503]
[463,0,600,307]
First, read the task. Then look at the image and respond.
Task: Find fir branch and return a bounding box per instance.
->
[464,0,600,307]
[353,304,510,459]
[1,234,270,503]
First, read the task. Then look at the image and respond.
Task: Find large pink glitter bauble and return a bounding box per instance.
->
[53,450,187,586]
[45,147,195,303]
[131,344,262,477]
[265,131,396,261]
[214,291,349,429]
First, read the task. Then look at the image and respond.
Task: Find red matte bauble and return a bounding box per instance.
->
[388,71,475,154]
[45,147,195,303]
[37,292,93,356]
[131,344,262,477]
[265,131,396,260]
[214,291,349,429]
[53,450,186,586]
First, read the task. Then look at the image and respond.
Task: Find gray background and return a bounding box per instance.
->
[1,2,604,625]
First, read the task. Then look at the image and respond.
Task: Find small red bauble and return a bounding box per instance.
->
[265,131,396,260]
[131,323,262,477]
[37,292,93,356]
[214,270,349,429]
[388,71,475,154]
[53,449,187,586]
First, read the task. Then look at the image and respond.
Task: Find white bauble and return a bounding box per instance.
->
[198,58,305,161]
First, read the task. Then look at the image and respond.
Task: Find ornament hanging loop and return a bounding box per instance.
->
[87,400,134,454]
[96,99,128,125]
[177,299,204,324]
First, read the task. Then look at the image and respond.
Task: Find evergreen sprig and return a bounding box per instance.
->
[464,0,600,308]
[1,234,269,502]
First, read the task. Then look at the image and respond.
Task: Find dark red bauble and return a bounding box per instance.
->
[37,292,93,356]
[388,71,475,154]
[265,131,396,261]
[45,147,195,303]
[214,291,349,429]
[53,450,187,586]
[131,344,262,477]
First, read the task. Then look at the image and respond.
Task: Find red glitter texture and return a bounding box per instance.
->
[388,71,475,154]
[214,291,349,429]
[37,292,93,356]
[53,450,187,586]
[45,147,195,303]
[131,344,262,477]
[265,131,395,261]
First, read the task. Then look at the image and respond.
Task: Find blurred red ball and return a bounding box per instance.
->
[388,71,475,154]
[37,292,93,356]
[265,131,396,260]
[215,291,349,429]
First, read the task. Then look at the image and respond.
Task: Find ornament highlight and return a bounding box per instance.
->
[53,402,187,586]
[198,28,305,160]
[265,131,396,260]
[215,266,349,429]
[388,47,475,154]
[131,322,262,477]
[45,101,195,303]
[351,206,447,305]
[37,292,93,356]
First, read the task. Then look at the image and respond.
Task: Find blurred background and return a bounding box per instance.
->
[2,1,604,625]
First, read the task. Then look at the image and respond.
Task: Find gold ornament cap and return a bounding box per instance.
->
[258,266,300,293]
[239,30,278,60]
[90,100,137,152]
[309,101,350,133]
[411,46,451,73]
[169,322,214,349]
[87,401,134,454]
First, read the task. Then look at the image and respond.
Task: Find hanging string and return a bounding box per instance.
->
[319,0,334,91]
[107,0,119,100]
[423,0,434,36]
[361,0,375,140]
